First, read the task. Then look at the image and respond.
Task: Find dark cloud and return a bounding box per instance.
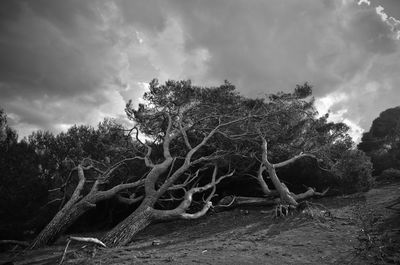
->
[0,0,130,134]
[163,0,399,98]
[0,0,399,142]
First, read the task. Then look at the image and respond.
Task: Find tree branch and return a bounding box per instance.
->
[133,127,154,168]
[273,153,316,168]
[154,165,234,220]
[162,112,173,160]
[90,156,146,193]
[257,163,271,194]
[179,118,192,150]
[95,179,145,200]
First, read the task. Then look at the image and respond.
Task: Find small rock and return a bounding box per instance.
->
[152,240,161,246]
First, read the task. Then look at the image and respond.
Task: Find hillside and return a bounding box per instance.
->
[1,183,399,265]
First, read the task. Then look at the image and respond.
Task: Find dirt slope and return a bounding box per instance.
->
[1,183,399,265]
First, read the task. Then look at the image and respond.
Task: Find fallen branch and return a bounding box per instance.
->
[215,196,278,211]
[59,239,71,265]
[69,236,107,248]
[59,236,106,265]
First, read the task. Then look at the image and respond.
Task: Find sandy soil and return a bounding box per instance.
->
[1,183,399,265]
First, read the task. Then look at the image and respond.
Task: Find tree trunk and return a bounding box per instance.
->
[31,163,145,249]
[102,201,154,247]
[30,200,94,249]
[31,165,88,249]
[102,161,173,247]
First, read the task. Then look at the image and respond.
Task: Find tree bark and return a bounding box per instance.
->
[30,165,87,249]
[260,137,299,205]
[102,201,155,247]
[30,201,94,249]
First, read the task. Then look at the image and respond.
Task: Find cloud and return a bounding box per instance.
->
[358,0,371,6]
[0,0,399,144]
[162,0,400,142]
[376,5,400,39]
[0,1,126,136]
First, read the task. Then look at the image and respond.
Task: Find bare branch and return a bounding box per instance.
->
[292,187,330,201]
[180,201,213,219]
[154,165,234,220]
[273,153,316,168]
[95,179,146,200]
[69,165,86,203]
[133,127,154,168]
[162,112,174,160]
[257,163,271,194]
[68,236,106,248]
[168,169,201,191]
[179,118,192,150]
[155,116,250,198]
[90,156,146,193]
[178,167,234,219]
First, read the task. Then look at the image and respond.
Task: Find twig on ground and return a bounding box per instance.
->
[59,236,107,264]
[59,238,71,265]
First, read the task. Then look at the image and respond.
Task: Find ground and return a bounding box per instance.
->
[1,183,399,265]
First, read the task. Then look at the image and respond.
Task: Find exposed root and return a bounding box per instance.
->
[272,201,333,222]
[274,204,296,218]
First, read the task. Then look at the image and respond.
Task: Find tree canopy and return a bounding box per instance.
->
[0,80,374,248]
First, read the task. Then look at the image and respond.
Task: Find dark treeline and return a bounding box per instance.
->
[0,80,398,248]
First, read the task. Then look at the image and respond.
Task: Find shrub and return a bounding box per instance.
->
[376,168,400,182]
[332,150,374,194]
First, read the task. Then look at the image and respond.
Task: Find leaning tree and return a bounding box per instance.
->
[102,80,350,247]
[29,121,147,248]
[30,79,357,248]
[207,84,352,212]
[102,80,248,246]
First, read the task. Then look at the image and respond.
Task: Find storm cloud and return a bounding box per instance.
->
[0,0,399,141]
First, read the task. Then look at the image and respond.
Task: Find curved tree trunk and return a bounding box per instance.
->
[31,163,145,249]
[102,115,245,247]
[225,136,328,212]
[30,165,87,249]
[103,163,230,247]
[30,200,94,249]
[102,161,172,247]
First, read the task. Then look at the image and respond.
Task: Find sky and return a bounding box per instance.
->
[0,0,399,143]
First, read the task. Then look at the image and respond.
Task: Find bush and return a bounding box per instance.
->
[376,168,400,182]
[332,150,374,194]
